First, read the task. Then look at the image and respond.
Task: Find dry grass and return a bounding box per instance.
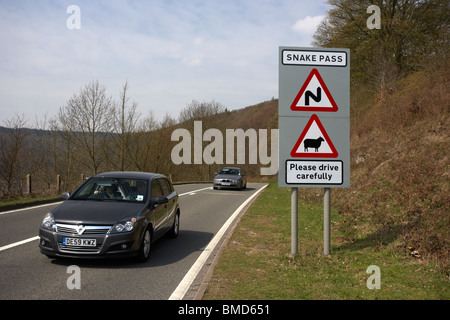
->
[305,63,450,274]
[204,183,449,300]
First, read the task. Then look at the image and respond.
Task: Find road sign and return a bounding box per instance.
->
[279,46,350,257]
[290,68,338,112]
[286,160,343,185]
[278,47,350,188]
[279,47,350,256]
[290,114,338,158]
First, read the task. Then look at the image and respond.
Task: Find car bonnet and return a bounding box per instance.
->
[51,200,146,225]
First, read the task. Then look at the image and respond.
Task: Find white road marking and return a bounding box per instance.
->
[179,186,212,196]
[0,236,40,252]
[168,183,268,300]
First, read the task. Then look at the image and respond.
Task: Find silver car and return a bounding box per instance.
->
[213,167,247,190]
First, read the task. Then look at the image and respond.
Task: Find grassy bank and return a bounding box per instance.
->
[0,195,61,212]
[203,182,448,300]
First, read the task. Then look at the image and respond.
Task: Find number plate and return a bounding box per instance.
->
[63,237,96,247]
[222,182,231,186]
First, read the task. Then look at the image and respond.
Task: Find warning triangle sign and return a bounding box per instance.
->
[290,114,338,158]
[291,68,338,112]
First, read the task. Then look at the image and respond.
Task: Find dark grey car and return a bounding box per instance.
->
[39,171,180,262]
[213,167,247,190]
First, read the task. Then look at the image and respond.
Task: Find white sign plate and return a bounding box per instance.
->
[282,49,347,67]
[286,160,343,185]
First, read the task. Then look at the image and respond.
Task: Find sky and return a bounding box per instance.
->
[0,0,329,126]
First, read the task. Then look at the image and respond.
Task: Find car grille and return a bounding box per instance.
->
[56,223,112,235]
[58,243,102,252]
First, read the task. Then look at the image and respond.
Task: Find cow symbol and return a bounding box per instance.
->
[304,137,325,152]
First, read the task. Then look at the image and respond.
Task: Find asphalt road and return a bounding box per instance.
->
[0,183,267,300]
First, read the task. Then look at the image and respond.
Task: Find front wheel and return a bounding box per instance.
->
[137,228,152,262]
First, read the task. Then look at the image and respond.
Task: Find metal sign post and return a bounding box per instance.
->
[291,187,298,255]
[323,188,331,256]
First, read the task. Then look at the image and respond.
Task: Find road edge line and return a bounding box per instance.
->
[168,183,268,300]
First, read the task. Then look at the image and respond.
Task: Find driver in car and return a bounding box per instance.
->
[94,185,121,199]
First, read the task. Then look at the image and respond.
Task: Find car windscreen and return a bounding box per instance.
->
[71,177,148,203]
[219,168,240,175]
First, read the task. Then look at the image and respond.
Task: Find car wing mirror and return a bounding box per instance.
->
[153,195,168,205]
[61,192,71,200]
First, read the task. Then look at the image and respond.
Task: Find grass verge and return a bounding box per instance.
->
[203,182,448,300]
[0,195,61,212]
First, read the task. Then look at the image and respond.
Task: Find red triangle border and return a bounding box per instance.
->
[290,68,339,112]
[290,114,339,158]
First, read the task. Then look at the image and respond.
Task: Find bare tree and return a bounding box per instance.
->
[178,99,225,124]
[133,110,159,172]
[107,81,140,171]
[154,113,177,174]
[58,81,114,174]
[0,114,29,196]
[177,100,226,180]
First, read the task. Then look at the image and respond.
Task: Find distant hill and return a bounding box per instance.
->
[220,99,278,130]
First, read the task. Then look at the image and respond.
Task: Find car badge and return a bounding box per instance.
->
[76,225,86,235]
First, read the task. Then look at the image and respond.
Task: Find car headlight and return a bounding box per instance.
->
[41,212,56,231]
[112,218,136,233]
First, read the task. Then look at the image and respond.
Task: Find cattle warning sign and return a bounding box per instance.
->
[278,46,350,188]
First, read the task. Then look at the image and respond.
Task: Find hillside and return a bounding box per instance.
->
[302,65,449,272]
[205,63,449,271]
[220,99,278,131]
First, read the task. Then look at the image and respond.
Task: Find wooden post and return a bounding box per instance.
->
[56,175,61,194]
[26,174,32,195]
